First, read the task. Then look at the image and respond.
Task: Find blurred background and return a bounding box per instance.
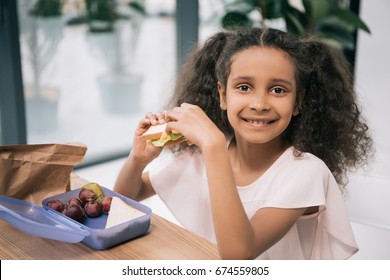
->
[1,0,389,259]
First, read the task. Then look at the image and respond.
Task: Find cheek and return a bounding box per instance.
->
[224,98,243,121]
[279,95,298,116]
[224,98,239,123]
[225,91,245,109]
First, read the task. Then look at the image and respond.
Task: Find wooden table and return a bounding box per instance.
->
[0,213,219,260]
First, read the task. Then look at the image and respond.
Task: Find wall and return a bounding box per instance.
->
[346,0,390,259]
[355,0,390,178]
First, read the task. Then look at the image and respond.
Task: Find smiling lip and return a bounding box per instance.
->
[242,117,278,126]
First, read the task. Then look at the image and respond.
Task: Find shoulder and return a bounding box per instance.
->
[238,146,333,217]
[281,147,331,178]
[262,148,334,205]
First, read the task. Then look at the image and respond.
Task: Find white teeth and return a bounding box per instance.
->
[247,119,271,125]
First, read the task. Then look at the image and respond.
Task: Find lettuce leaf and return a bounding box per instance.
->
[151,133,183,147]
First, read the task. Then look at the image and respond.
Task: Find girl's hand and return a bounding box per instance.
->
[131,112,167,165]
[165,103,225,149]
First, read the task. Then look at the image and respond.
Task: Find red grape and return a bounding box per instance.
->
[46,199,64,212]
[68,197,83,208]
[84,200,102,218]
[79,188,96,204]
[102,196,112,213]
[64,204,85,222]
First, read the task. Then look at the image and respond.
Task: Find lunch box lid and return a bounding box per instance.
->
[0,196,90,243]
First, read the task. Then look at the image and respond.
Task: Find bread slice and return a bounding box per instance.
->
[105,197,146,229]
[141,123,167,141]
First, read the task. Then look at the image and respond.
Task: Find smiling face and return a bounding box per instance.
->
[218,47,299,146]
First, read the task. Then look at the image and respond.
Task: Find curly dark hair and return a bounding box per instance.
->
[167,27,373,187]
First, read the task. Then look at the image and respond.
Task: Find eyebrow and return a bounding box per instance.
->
[271,78,294,87]
[231,76,294,87]
[230,76,251,81]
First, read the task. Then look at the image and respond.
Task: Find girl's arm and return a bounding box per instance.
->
[114,114,165,201]
[114,153,155,201]
[167,103,307,259]
[202,142,307,259]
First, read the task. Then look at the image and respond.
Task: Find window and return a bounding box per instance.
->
[1,0,204,166]
[16,0,177,163]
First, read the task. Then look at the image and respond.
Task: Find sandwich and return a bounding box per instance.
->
[141,123,186,147]
[105,197,145,229]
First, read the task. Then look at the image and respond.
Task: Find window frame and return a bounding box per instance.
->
[0,0,199,168]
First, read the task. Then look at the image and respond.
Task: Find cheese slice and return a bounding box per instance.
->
[105,197,146,229]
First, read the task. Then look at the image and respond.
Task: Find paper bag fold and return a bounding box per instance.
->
[0,143,87,205]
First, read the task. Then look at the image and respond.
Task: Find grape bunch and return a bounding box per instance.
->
[46,183,112,223]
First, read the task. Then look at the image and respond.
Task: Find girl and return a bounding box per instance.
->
[114,28,373,259]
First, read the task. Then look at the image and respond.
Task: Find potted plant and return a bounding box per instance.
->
[18,0,65,132]
[85,0,147,114]
[218,0,370,66]
[86,0,117,32]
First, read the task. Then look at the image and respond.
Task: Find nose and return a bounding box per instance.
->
[249,92,270,112]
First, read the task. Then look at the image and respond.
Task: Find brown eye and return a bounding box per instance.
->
[238,85,250,92]
[270,87,286,94]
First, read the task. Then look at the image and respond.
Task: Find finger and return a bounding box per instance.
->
[180,102,195,109]
[145,112,159,125]
[167,106,183,121]
[140,118,151,127]
[155,111,167,124]
[165,121,181,135]
[162,110,173,122]
[137,118,152,136]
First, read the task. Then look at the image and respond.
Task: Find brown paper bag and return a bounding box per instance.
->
[0,143,87,205]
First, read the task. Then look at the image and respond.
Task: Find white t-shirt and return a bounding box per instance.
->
[148,146,358,259]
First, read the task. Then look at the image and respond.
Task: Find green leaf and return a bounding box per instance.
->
[332,8,371,33]
[320,15,354,32]
[285,11,305,35]
[151,138,170,147]
[151,133,183,147]
[224,0,256,14]
[264,0,289,19]
[128,2,146,16]
[169,134,181,142]
[302,0,331,22]
[221,11,252,30]
[318,37,344,50]
[317,24,355,50]
[30,0,63,17]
